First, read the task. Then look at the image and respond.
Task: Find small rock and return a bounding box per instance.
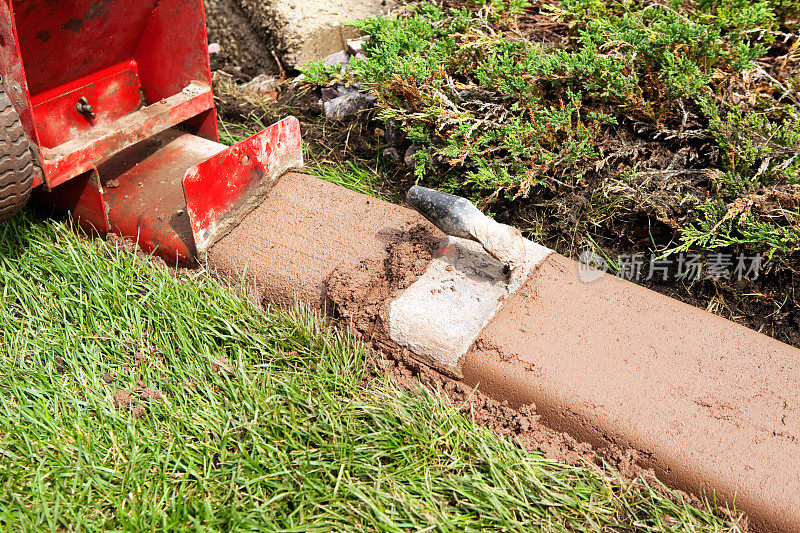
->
[101,372,114,384]
[324,91,373,119]
[243,73,281,98]
[433,153,454,170]
[320,86,342,102]
[105,179,120,189]
[382,147,402,164]
[385,121,405,147]
[208,42,222,55]
[322,50,351,69]
[346,38,369,56]
[404,145,419,168]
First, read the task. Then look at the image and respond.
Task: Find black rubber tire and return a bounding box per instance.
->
[0,85,36,224]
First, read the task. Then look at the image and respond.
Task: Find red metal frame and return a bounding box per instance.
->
[0,0,303,263]
[43,84,215,188]
[31,61,144,149]
[0,0,218,189]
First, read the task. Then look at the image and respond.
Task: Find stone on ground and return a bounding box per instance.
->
[206,0,393,70]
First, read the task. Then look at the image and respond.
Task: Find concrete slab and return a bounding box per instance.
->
[388,236,551,369]
[236,0,394,68]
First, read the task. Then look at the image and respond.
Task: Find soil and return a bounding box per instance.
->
[113,389,133,410]
[324,222,740,524]
[112,380,165,418]
[205,0,282,78]
[327,225,438,346]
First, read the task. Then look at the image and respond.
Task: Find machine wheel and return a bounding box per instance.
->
[0,85,36,223]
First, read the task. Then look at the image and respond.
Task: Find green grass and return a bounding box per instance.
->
[304,156,397,201]
[0,214,741,531]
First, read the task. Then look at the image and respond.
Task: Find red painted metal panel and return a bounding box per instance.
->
[38,121,305,265]
[135,0,214,104]
[34,169,109,234]
[183,116,304,255]
[2,0,305,269]
[4,0,220,190]
[39,129,227,266]
[12,0,157,96]
[32,65,143,148]
[42,85,214,188]
[97,130,225,266]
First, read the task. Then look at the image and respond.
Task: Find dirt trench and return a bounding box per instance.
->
[205,0,281,77]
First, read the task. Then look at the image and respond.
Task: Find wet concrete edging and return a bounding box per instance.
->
[207,172,800,532]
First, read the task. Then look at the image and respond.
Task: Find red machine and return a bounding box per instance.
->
[0,0,302,264]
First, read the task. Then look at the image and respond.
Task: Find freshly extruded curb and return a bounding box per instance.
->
[461,254,800,532]
[208,173,800,532]
[208,172,435,308]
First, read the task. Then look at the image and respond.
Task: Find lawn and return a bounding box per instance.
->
[0,215,741,531]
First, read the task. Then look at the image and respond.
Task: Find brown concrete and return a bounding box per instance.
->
[209,173,800,531]
[208,172,434,308]
[463,253,800,532]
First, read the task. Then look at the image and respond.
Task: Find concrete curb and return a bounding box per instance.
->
[463,253,800,532]
[208,173,800,532]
